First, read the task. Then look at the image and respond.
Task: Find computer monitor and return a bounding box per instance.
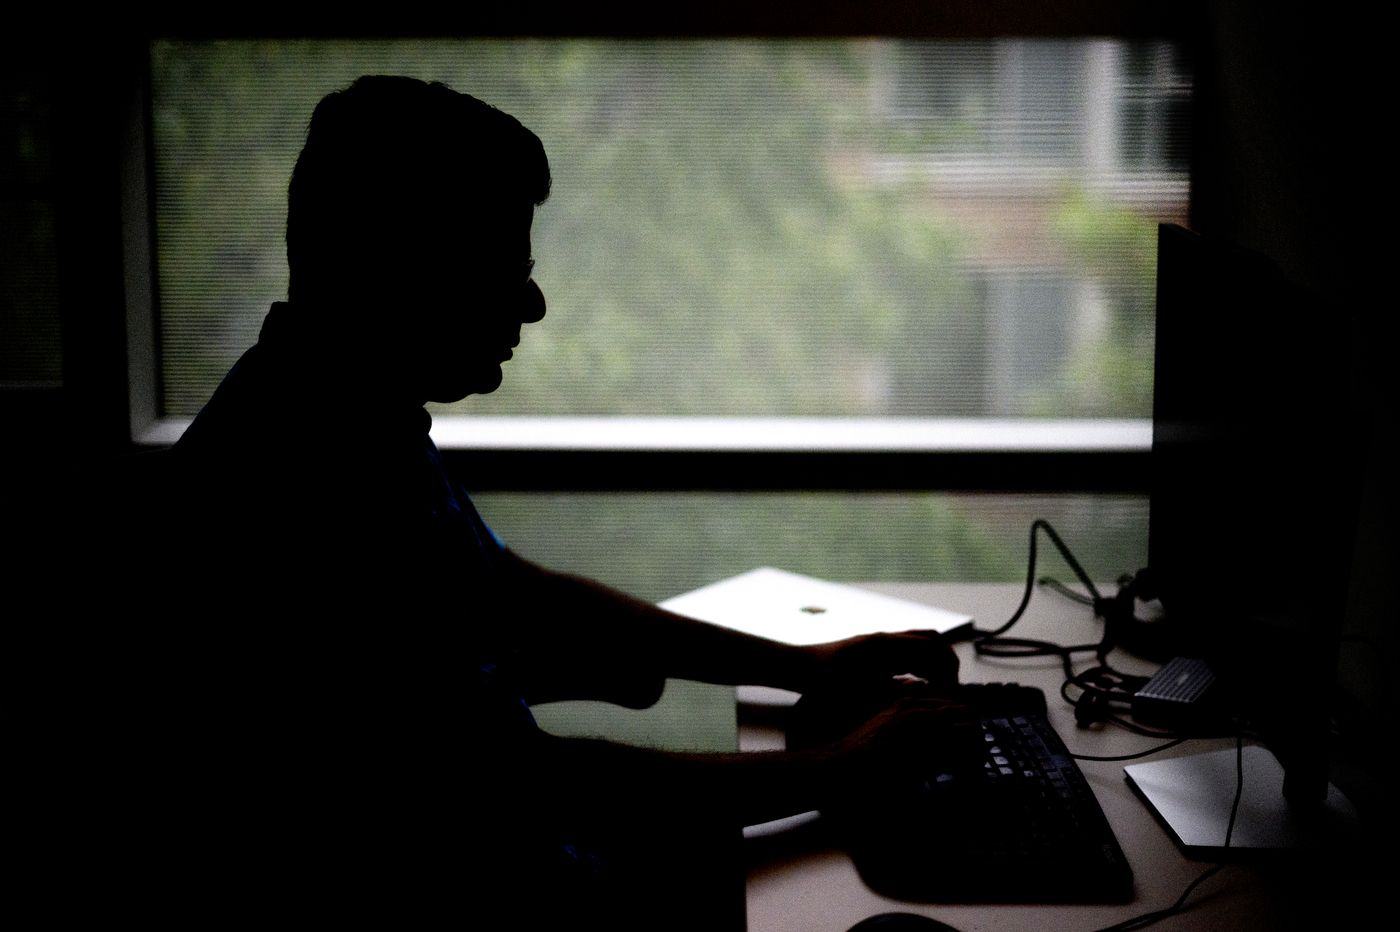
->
[1146,222,1364,807]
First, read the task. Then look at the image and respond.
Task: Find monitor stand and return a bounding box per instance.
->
[1124,746,1358,858]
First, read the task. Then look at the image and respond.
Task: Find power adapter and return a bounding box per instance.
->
[1131,657,1217,729]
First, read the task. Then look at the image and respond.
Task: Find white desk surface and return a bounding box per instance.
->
[739,582,1370,932]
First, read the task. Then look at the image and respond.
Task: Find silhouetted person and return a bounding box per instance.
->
[102,77,971,928]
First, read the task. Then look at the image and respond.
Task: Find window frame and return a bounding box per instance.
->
[122,6,1190,492]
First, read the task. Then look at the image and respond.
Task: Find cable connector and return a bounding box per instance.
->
[1074,688,1109,727]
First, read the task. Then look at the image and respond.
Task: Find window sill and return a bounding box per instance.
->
[134,417,1150,491]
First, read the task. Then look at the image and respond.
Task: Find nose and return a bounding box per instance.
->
[520,278,546,324]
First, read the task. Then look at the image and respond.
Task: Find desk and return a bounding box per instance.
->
[740,583,1372,932]
[532,581,1376,931]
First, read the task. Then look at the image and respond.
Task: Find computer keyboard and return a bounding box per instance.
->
[808,683,1134,903]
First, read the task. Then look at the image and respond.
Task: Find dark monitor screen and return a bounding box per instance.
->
[1148,223,1363,804]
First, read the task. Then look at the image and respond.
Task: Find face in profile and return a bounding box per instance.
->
[401,202,546,404]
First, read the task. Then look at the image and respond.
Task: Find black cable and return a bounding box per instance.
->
[970,522,1208,742]
[1099,711,1185,737]
[972,521,1117,689]
[1059,676,1188,739]
[1061,676,1247,742]
[1063,665,1152,699]
[1225,733,1243,847]
[961,518,1253,928]
[1070,737,1190,762]
[1093,864,1225,932]
[965,520,1170,740]
[1039,576,1096,605]
[974,519,1103,640]
[1088,732,1244,932]
[966,518,1256,929]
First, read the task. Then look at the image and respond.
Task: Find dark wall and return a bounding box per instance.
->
[2,40,130,585]
[1192,4,1383,312]
[1191,0,1395,841]
[3,35,142,459]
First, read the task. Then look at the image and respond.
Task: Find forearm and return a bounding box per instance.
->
[550,574,813,687]
[503,552,819,696]
[521,693,975,828]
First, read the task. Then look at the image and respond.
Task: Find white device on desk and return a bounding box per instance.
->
[660,567,974,706]
[1124,745,1359,857]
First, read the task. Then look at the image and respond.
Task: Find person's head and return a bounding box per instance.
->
[287,76,551,401]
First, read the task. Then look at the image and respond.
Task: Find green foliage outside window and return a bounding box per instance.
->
[151,39,1173,421]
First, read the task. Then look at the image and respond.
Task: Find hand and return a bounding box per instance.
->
[799,630,960,697]
[821,695,980,799]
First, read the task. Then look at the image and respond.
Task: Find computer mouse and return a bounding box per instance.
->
[846,912,962,932]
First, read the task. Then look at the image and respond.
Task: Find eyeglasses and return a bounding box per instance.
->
[468,255,535,287]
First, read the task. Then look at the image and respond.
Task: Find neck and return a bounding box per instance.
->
[260,300,429,411]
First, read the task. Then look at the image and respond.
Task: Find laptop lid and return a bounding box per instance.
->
[661,567,973,705]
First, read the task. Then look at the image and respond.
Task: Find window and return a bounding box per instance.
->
[128,36,1189,593]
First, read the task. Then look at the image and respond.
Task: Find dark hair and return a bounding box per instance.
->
[287,75,550,302]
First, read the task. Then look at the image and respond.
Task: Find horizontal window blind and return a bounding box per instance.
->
[472,490,1149,601]
[149,38,1190,422]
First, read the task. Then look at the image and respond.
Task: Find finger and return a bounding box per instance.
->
[882,695,978,724]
